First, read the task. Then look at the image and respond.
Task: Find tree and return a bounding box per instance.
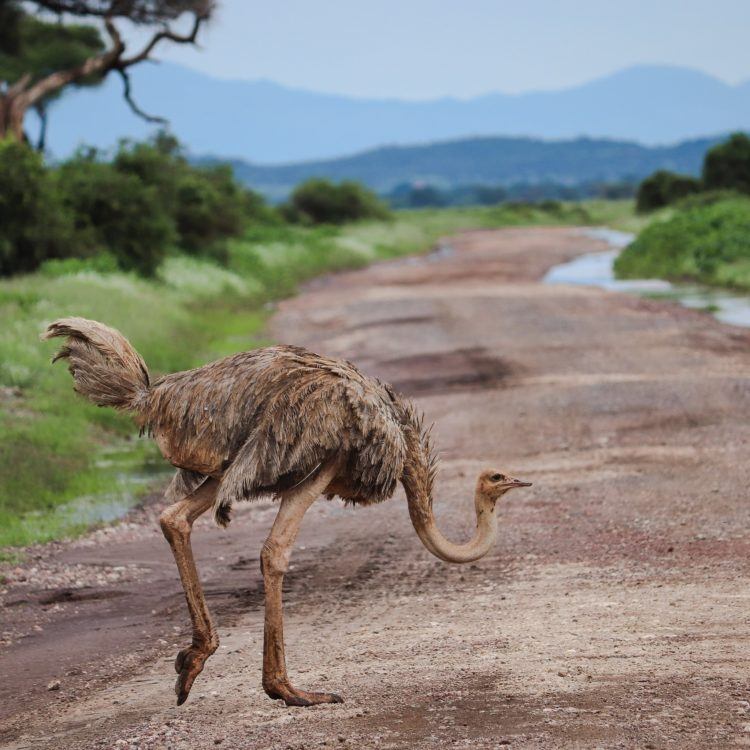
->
[0,138,75,274]
[284,178,391,225]
[635,169,701,213]
[702,132,750,195]
[0,3,106,149]
[0,0,213,142]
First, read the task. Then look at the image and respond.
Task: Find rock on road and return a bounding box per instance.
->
[2,227,750,749]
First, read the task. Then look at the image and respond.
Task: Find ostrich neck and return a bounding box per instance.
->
[409,487,498,564]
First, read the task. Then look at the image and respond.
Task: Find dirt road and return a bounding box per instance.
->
[3,226,750,749]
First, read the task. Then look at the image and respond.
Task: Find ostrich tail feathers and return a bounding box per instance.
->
[42,317,150,413]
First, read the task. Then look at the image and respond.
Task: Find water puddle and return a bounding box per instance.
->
[54,446,173,529]
[544,228,750,328]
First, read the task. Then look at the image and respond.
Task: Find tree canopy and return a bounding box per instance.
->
[702,132,750,195]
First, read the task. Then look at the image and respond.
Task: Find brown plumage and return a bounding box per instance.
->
[42,317,530,708]
[44,317,432,524]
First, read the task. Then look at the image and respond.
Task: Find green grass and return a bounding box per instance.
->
[0,201,633,548]
[614,196,750,289]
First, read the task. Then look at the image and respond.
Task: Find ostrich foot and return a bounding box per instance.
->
[174,645,213,705]
[264,680,344,707]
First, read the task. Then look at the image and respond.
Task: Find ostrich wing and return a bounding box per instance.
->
[214,358,407,512]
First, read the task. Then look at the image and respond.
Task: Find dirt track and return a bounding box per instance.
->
[3,226,750,749]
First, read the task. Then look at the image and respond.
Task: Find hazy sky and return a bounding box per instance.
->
[131,0,750,99]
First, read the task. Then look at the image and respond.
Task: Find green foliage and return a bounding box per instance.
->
[57,152,175,276]
[0,134,273,277]
[284,178,391,225]
[0,2,104,106]
[0,139,74,275]
[387,180,635,209]
[114,135,270,261]
[614,196,750,288]
[635,170,701,213]
[702,132,750,195]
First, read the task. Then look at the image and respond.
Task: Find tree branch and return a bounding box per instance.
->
[20,18,124,107]
[115,67,167,123]
[119,9,208,67]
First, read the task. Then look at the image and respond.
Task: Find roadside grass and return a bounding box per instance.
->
[0,201,634,548]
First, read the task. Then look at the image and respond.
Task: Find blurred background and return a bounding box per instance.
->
[0,0,748,551]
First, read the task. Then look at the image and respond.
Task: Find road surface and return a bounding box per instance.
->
[2,227,750,749]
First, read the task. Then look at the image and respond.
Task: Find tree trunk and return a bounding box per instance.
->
[0,74,33,142]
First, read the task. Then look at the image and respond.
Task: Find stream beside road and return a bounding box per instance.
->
[545,227,750,328]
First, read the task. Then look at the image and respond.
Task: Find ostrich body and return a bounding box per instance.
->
[43,317,531,706]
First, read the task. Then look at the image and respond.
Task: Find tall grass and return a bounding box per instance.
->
[0,202,633,548]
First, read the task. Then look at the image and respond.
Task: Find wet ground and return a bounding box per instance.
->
[2,226,750,749]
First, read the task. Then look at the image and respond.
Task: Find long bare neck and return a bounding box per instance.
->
[401,428,498,564]
[410,489,498,563]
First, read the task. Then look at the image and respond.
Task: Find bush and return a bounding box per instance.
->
[174,166,246,260]
[0,134,273,278]
[115,136,272,258]
[57,153,175,276]
[635,170,701,213]
[615,196,750,287]
[284,178,391,224]
[702,132,750,194]
[0,139,74,275]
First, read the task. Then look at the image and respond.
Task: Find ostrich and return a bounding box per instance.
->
[43,317,531,707]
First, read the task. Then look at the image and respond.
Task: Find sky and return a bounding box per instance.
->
[125,0,750,99]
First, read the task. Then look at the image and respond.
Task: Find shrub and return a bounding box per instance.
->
[702,132,750,194]
[635,170,701,213]
[56,153,175,276]
[615,196,750,287]
[174,166,246,260]
[285,178,390,224]
[0,139,74,275]
[115,135,270,258]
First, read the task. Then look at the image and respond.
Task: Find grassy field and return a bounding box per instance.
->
[0,201,636,550]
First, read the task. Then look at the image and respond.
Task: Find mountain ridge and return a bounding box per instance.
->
[200,133,727,199]
[39,63,750,163]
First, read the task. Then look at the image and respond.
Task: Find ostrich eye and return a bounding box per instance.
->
[491,473,503,482]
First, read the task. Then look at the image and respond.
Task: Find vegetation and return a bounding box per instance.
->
[0,2,105,149]
[702,132,750,195]
[617,133,750,288]
[389,179,636,209]
[283,178,391,225]
[0,134,270,276]
[0,139,74,275]
[634,132,750,213]
[615,196,750,289]
[635,170,701,213]
[0,198,633,549]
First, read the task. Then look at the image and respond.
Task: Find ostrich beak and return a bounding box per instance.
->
[508,477,532,488]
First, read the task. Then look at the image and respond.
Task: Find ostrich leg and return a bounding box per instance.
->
[261,461,343,707]
[159,477,220,705]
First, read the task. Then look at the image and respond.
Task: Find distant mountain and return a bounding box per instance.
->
[208,134,725,200]
[39,63,750,164]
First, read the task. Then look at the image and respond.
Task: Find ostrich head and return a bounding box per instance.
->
[476,469,532,503]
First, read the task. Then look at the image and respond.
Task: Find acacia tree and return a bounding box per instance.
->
[0,0,213,142]
[0,3,106,149]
